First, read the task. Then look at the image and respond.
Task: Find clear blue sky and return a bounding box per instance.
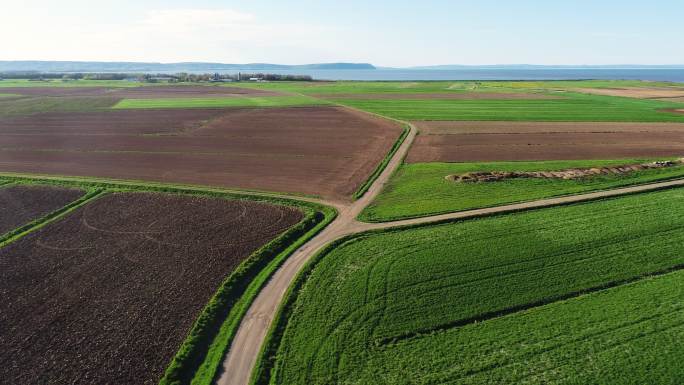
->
[2,0,682,66]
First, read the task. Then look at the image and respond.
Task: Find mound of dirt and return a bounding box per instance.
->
[447,159,684,183]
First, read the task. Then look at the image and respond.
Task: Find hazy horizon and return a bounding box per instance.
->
[2,0,683,67]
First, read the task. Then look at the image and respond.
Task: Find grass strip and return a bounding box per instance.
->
[359,159,684,222]
[183,205,337,385]
[352,124,410,200]
[0,188,104,248]
[250,235,359,385]
[113,96,328,109]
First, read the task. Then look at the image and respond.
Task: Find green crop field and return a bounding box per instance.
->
[263,188,684,385]
[231,79,684,95]
[113,95,327,109]
[329,92,684,121]
[360,159,684,221]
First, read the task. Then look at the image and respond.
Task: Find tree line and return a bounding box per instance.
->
[0,72,314,82]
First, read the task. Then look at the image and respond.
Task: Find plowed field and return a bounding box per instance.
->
[0,106,402,200]
[409,121,684,162]
[0,192,302,384]
[0,184,84,234]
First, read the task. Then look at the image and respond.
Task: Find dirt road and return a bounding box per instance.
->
[216,115,684,385]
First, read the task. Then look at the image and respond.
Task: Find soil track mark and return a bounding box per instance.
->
[0,192,302,385]
[0,184,84,235]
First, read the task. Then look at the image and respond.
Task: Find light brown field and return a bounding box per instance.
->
[575,87,684,99]
[408,121,684,162]
[0,106,402,201]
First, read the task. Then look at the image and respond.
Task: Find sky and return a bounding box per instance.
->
[2,0,683,67]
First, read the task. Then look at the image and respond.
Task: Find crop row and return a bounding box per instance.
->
[332,93,684,121]
[261,187,684,384]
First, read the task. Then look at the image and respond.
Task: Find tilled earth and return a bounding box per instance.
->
[0,184,84,235]
[0,106,402,201]
[408,121,684,162]
[0,192,302,385]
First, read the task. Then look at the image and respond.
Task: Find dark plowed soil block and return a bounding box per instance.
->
[0,109,228,135]
[0,192,302,385]
[409,121,684,162]
[0,106,403,200]
[0,185,84,235]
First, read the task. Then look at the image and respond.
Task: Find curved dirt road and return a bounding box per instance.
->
[217,115,684,385]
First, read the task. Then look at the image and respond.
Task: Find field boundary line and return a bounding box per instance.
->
[247,178,684,385]
[159,204,336,385]
[249,234,364,385]
[375,263,684,347]
[0,188,104,248]
[352,124,410,200]
[0,172,341,209]
[360,177,684,231]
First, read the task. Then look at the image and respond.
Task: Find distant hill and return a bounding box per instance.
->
[0,61,376,73]
[407,64,684,70]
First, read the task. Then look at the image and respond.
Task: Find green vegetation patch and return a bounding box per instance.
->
[260,188,684,385]
[230,79,683,95]
[360,158,684,221]
[0,96,119,117]
[331,92,684,121]
[113,95,327,109]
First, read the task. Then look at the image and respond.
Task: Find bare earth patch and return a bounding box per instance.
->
[0,106,402,201]
[408,121,684,162]
[0,192,302,385]
[575,87,684,99]
[0,184,84,234]
[312,92,562,100]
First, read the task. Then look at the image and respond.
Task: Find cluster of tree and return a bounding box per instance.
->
[0,72,314,82]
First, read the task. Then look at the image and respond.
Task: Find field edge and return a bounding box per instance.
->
[358,165,684,223]
[0,173,337,385]
[352,124,410,200]
[249,184,684,385]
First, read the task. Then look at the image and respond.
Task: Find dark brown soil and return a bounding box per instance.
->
[312,92,562,100]
[0,106,403,201]
[0,109,228,135]
[408,121,684,162]
[0,86,282,98]
[0,185,84,234]
[0,192,302,385]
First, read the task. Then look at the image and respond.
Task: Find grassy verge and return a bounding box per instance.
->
[359,158,684,222]
[255,187,684,384]
[352,124,410,200]
[0,174,336,385]
[250,234,358,385]
[0,187,103,247]
[183,204,336,385]
[113,95,328,109]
